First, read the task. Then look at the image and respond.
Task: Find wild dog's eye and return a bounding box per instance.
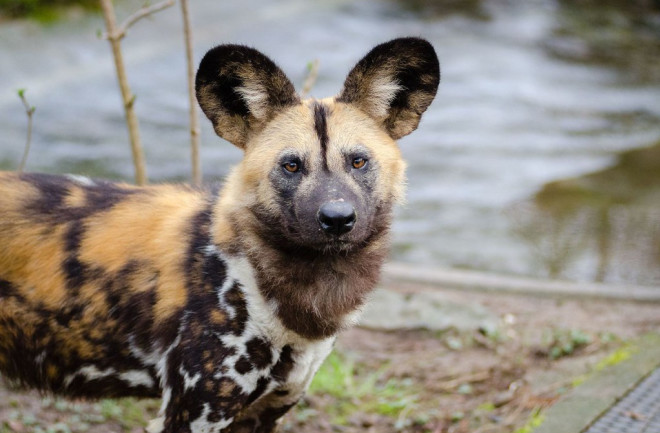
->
[283,161,300,173]
[352,157,367,170]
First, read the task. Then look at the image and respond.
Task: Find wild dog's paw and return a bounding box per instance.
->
[338,37,440,139]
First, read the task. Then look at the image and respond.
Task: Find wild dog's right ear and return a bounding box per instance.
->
[195,44,300,148]
[337,38,440,140]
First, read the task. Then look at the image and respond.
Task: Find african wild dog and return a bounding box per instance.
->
[0,37,439,432]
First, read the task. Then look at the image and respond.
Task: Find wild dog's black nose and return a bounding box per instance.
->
[318,201,356,236]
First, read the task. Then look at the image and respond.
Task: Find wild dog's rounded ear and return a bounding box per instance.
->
[337,37,440,140]
[195,44,300,148]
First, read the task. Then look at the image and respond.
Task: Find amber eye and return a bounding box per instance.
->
[352,157,367,170]
[283,161,300,173]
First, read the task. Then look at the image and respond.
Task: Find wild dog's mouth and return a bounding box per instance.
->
[310,237,359,254]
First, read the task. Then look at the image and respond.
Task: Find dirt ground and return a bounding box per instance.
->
[2,282,660,433]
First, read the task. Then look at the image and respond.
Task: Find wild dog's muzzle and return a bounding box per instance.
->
[317,201,356,236]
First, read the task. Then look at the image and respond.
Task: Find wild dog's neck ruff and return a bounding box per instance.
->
[213,201,392,340]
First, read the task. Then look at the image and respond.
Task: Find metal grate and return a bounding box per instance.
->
[584,368,660,433]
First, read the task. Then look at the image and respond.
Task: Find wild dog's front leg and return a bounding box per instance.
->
[158,318,255,433]
[154,306,296,432]
[154,348,249,432]
[158,341,292,433]
[228,340,335,433]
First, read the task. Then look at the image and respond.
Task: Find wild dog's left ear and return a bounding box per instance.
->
[195,44,300,148]
[337,37,440,140]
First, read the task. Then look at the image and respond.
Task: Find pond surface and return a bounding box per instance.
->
[1,0,659,286]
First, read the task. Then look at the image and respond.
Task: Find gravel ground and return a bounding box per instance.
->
[2,282,660,433]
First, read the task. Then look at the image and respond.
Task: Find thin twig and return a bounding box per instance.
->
[180,0,201,186]
[300,59,320,99]
[104,0,175,41]
[17,89,35,173]
[99,0,148,185]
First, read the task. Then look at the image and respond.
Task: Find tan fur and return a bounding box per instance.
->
[1,38,439,432]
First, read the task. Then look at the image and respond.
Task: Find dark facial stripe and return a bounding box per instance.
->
[313,102,329,170]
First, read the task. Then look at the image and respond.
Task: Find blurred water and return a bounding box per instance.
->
[1,0,659,285]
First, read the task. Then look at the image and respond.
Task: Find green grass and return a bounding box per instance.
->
[541,328,593,360]
[1,397,159,433]
[307,351,420,428]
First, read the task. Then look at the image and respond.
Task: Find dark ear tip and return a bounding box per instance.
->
[196,44,254,85]
[382,37,440,72]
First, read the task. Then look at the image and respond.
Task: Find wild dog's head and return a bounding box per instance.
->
[196,38,439,254]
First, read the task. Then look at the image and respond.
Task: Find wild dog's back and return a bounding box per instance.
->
[0,172,206,397]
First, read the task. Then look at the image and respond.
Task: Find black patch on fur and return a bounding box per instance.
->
[83,179,137,213]
[214,74,250,117]
[63,220,84,252]
[225,282,249,336]
[20,173,138,224]
[0,279,20,299]
[313,102,330,170]
[20,173,68,218]
[62,222,88,292]
[271,345,295,383]
[235,355,253,375]
[246,337,272,369]
[183,206,229,302]
[246,376,269,405]
[258,402,298,430]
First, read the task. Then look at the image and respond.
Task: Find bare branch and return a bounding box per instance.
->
[300,59,320,99]
[17,89,36,173]
[99,0,148,185]
[118,0,175,39]
[103,0,175,41]
[180,0,202,186]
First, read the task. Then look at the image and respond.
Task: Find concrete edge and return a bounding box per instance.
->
[532,333,660,433]
[382,262,660,302]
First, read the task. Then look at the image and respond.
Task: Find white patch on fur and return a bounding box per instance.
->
[179,364,202,391]
[64,365,115,387]
[34,350,47,366]
[222,254,337,399]
[343,307,364,329]
[208,247,238,319]
[64,365,154,389]
[160,387,172,417]
[285,337,334,397]
[366,72,401,119]
[65,174,96,186]
[156,326,184,417]
[224,256,284,342]
[119,370,155,388]
[235,83,269,120]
